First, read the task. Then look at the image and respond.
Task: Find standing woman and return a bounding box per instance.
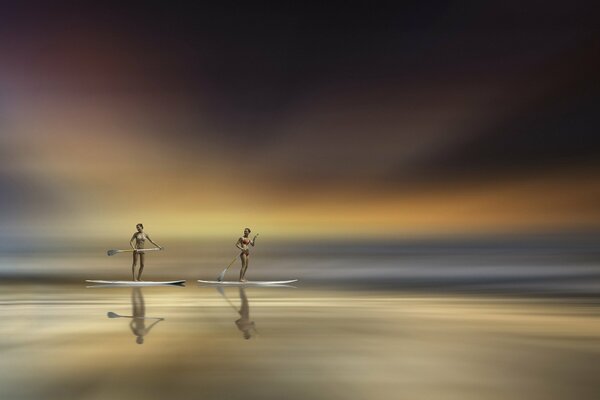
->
[236,228,258,282]
[130,223,162,281]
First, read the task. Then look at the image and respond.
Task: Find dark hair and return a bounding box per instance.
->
[137,223,144,229]
[244,227,251,233]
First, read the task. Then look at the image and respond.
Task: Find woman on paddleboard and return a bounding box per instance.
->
[130,223,162,281]
[236,228,258,282]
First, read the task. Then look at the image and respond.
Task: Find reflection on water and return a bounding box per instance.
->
[234,288,256,340]
[0,283,599,400]
[216,287,257,340]
[106,288,165,345]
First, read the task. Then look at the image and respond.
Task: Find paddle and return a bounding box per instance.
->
[217,255,238,282]
[107,311,164,320]
[107,248,163,256]
[217,234,258,281]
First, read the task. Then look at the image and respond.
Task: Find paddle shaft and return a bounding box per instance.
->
[107,248,162,256]
[118,248,161,253]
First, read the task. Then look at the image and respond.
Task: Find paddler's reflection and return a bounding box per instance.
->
[217,286,256,340]
[107,287,164,344]
[235,287,255,339]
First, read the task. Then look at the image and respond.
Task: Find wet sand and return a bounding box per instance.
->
[0,283,599,400]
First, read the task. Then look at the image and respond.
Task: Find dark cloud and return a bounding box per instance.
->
[2,1,599,182]
[411,38,600,180]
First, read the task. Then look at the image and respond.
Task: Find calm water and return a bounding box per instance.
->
[1,241,599,399]
[0,282,599,400]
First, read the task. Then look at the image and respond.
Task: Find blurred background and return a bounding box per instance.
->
[1,2,599,240]
[1,1,599,291]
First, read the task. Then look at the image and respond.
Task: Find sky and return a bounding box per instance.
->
[1,2,599,240]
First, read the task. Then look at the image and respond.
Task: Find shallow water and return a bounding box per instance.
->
[1,282,599,400]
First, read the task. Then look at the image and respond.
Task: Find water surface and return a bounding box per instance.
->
[1,282,599,400]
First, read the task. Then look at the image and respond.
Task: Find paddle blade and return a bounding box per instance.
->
[217,268,227,282]
[107,249,120,256]
[107,312,119,318]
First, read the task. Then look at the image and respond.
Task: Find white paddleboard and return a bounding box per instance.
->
[86,280,186,286]
[197,279,298,286]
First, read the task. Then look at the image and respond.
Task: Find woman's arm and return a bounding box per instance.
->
[145,234,162,249]
[235,237,244,251]
[143,318,164,335]
[251,233,259,246]
[130,234,137,250]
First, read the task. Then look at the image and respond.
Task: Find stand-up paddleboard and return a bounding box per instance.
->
[197,279,298,286]
[86,280,185,286]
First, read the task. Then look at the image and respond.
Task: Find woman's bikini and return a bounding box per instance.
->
[135,233,146,247]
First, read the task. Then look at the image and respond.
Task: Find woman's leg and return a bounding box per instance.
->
[132,287,145,317]
[137,253,145,281]
[132,252,138,281]
[239,253,248,281]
